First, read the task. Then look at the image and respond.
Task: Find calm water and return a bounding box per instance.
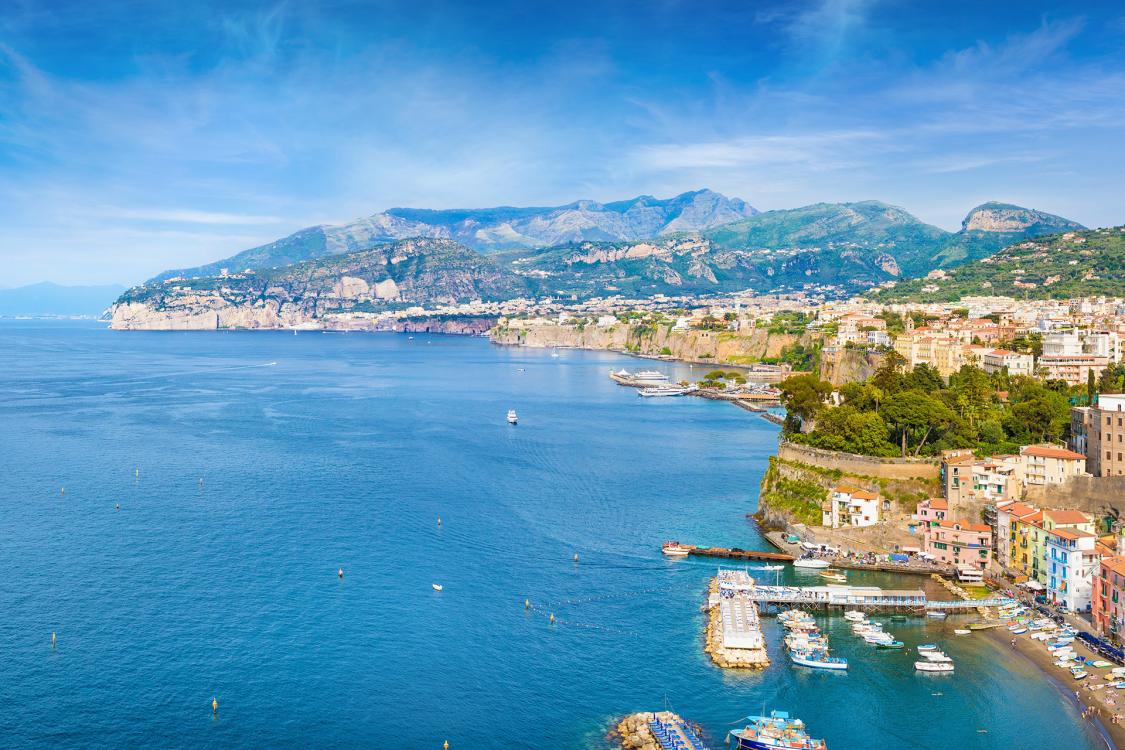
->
[0,321,1103,749]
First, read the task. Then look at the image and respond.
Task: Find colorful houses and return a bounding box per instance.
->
[1045,528,1100,612]
[915,504,993,574]
[1094,555,1125,641]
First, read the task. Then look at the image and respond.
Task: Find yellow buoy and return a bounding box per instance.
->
[212,697,218,713]
[444,742,449,750]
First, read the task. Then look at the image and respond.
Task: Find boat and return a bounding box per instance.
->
[1071,668,1089,681]
[922,651,952,663]
[633,370,669,383]
[432,583,443,591]
[818,570,847,583]
[727,710,827,750]
[876,640,905,649]
[1091,660,1113,669]
[662,541,692,557]
[790,652,848,671]
[954,629,971,635]
[637,385,690,397]
[843,611,866,622]
[890,615,908,623]
[752,564,785,572]
[507,409,518,425]
[968,622,999,630]
[1010,627,1027,635]
[792,557,830,569]
[927,611,948,619]
[915,661,954,673]
[917,644,938,653]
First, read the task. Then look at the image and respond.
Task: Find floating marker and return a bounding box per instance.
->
[573,553,580,563]
[51,631,56,646]
[212,697,218,713]
[115,503,120,511]
[444,742,449,750]
[135,469,139,478]
[549,613,555,624]
[60,487,64,496]
[437,516,442,526]
[524,598,530,609]
[338,568,344,578]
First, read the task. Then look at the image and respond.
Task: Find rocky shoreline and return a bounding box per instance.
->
[613,712,703,750]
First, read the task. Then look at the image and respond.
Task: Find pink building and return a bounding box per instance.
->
[922,518,993,572]
[914,497,948,529]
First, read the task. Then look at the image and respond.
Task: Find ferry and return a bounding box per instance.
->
[728,710,827,749]
[507,409,518,425]
[792,557,830,569]
[637,385,690,397]
[662,541,692,557]
[633,370,670,383]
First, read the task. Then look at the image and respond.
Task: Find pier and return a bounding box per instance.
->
[704,571,769,669]
[675,544,794,563]
[749,583,1016,612]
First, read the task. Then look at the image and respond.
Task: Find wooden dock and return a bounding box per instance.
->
[676,545,794,562]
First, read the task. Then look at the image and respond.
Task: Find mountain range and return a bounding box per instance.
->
[112,191,1090,328]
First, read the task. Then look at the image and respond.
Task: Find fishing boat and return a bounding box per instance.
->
[917,644,939,653]
[432,583,443,591]
[662,541,692,557]
[727,710,827,750]
[507,409,518,425]
[922,651,952,663]
[1010,627,1027,635]
[1071,667,1089,681]
[790,651,848,671]
[954,629,971,635]
[968,622,1000,630]
[876,640,905,649]
[792,557,830,569]
[915,661,954,673]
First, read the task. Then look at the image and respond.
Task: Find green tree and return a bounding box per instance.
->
[872,350,907,394]
[778,374,834,433]
[882,391,957,456]
[804,406,895,456]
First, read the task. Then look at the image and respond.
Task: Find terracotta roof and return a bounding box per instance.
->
[1021,445,1086,461]
[938,519,990,533]
[990,349,1019,356]
[923,497,948,510]
[1053,528,1096,540]
[1004,502,1040,518]
[1044,509,1092,525]
[944,454,976,465]
[1101,556,1125,577]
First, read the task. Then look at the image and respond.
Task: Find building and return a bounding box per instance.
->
[1035,510,1096,585]
[1045,528,1100,612]
[1011,509,1044,579]
[1072,394,1125,477]
[1019,444,1087,486]
[922,519,993,572]
[914,497,948,530]
[994,500,1041,571]
[1094,555,1125,642]
[821,486,880,529]
[981,349,1035,377]
[1037,354,1109,385]
[942,450,1023,507]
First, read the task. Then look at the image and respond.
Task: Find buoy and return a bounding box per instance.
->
[135,469,139,478]
[212,697,218,713]
[437,516,442,526]
[573,553,580,562]
[115,503,120,511]
[444,742,449,750]
[524,598,530,609]
[338,568,344,578]
[549,613,555,624]
[51,631,56,646]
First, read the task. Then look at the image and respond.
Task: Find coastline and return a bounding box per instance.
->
[984,626,1121,749]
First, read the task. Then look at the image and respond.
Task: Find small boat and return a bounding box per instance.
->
[915,661,954,673]
[1010,627,1027,635]
[954,629,971,635]
[550,350,560,358]
[632,369,669,382]
[792,557,830,569]
[968,622,999,630]
[927,611,947,619]
[432,583,443,591]
[876,640,905,649]
[1091,660,1113,669]
[917,644,938,653]
[507,409,518,425]
[1072,668,1089,681]
[844,611,866,622]
[890,615,908,623]
[728,710,827,749]
[752,564,785,572]
[790,652,848,671]
[922,651,952,663]
[818,570,847,582]
[662,541,692,557]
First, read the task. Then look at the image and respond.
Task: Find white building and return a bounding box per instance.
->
[1019,444,1087,486]
[1046,528,1100,612]
[822,486,880,529]
[981,349,1035,377]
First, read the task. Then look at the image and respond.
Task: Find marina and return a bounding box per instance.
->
[704,571,769,669]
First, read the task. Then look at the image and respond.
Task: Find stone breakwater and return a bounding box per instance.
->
[613,712,700,750]
[704,578,769,669]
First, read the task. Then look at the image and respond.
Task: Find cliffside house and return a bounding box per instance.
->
[821,486,881,529]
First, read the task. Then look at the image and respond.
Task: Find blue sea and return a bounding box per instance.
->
[0,321,1105,749]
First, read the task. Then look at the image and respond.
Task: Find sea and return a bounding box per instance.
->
[0,321,1106,749]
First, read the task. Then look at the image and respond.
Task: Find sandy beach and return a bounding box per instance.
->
[986,626,1122,749]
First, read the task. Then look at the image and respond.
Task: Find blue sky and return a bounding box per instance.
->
[2,0,1125,285]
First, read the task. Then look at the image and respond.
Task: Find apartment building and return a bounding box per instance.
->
[1072,394,1125,477]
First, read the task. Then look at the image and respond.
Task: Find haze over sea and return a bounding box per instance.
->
[0,322,1103,749]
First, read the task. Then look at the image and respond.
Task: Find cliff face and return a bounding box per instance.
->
[110,238,528,330]
[490,322,800,365]
[819,347,887,385]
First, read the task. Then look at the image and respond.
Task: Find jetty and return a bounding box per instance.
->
[704,570,769,669]
[749,583,1017,613]
[665,544,794,563]
[615,711,709,750]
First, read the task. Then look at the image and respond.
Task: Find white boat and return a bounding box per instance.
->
[753,564,785,572]
[954,629,971,635]
[915,661,954,673]
[922,651,952,663]
[927,611,948,619]
[792,558,830,569]
[637,386,690,397]
[432,583,443,591]
[662,541,692,557]
[507,409,518,425]
[844,611,867,622]
[633,370,669,383]
[917,644,939,653]
[790,652,849,671]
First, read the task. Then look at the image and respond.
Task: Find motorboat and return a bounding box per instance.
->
[662,541,693,557]
[432,583,443,591]
[727,710,827,750]
[927,611,947,619]
[792,557,830,569]
[818,570,847,583]
[507,409,518,425]
[922,651,952,663]
[790,651,848,671]
[917,644,939,653]
[637,385,690,397]
[915,661,954,673]
[954,629,971,635]
[843,611,866,623]
[876,640,905,649]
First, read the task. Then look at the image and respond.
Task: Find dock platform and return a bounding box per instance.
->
[669,544,795,562]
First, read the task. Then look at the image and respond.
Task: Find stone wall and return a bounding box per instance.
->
[777,441,940,481]
[1024,476,1125,515]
